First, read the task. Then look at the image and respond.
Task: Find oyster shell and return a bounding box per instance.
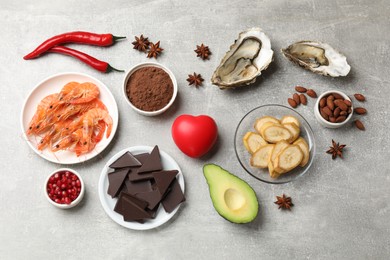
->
[282,41,350,77]
[211,28,274,89]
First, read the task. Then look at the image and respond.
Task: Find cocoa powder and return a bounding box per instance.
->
[126,66,173,112]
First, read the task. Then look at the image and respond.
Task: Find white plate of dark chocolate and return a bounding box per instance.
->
[98,145,185,230]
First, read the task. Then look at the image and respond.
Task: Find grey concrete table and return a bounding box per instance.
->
[1,0,389,259]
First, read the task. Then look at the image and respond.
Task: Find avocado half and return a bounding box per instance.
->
[203,164,259,224]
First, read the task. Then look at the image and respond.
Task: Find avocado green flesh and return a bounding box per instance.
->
[203,164,259,223]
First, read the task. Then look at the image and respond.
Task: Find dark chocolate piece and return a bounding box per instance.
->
[128,168,154,182]
[124,178,152,195]
[162,179,185,213]
[121,192,148,209]
[153,170,178,196]
[114,192,151,222]
[137,146,163,173]
[135,190,162,210]
[121,196,152,221]
[146,203,160,219]
[114,192,147,215]
[107,169,129,198]
[109,152,141,169]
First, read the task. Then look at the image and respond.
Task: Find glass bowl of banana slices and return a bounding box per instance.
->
[234,104,316,184]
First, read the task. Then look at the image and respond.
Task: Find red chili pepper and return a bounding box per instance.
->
[47,46,123,73]
[23,31,126,60]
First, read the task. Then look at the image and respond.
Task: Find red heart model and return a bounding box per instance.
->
[171,115,218,158]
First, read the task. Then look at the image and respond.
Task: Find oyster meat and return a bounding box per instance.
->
[211,28,274,89]
[282,41,350,77]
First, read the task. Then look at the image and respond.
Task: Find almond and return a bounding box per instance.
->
[354,93,366,102]
[333,107,341,117]
[336,116,346,123]
[307,89,317,98]
[327,98,335,111]
[343,99,352,107]
[295,86,307,93]
[319,97,326,108]
[354,107,367,115]
[288,98,297,108]
[355,120,365,131]
[329,116,336,123]
[320,109,329,120]
[323,106,332,116]
[334,99,348,111]
[327,94,335,101]
[293,93,301,105]
[340,111,347,116]
[299,94,307,105]
[332,93,344,99]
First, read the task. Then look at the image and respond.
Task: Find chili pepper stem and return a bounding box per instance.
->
[113,36,127,41]
[107,64,124,73]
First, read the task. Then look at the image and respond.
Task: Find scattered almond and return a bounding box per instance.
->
[354,93,365,102]
[295,86,307,93]
[307,89,317,98]
[354,107,367,115]
[288,98,297,108]
[355,120,365,131]
[299,94,307,105]
[293,93,300,105]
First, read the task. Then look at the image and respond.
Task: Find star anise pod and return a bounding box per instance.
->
[187,72,204,87]
[132,34,150,52]
[326,139,346,160]
[274,194,294,210]
[194,43,211,60]
[147,41,163,59]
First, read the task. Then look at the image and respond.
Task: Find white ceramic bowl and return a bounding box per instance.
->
[314,90,353,128]
[123,62,178,116]
[44,168,85,209]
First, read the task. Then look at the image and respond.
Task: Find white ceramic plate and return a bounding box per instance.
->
[98,146,185,230]
[20,72,118,164]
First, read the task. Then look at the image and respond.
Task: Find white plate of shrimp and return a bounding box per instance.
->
[21,72,118,164]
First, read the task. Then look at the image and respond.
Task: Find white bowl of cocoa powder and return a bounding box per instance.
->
[123,62,178,116]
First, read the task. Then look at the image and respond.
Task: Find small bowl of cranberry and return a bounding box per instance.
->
[44,168,85,209]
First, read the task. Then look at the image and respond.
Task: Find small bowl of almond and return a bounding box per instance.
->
[314,90,353,128]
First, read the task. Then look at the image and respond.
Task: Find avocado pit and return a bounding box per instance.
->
[224,188,246,211]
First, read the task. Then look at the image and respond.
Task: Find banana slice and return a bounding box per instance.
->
[270,140,290,164]
[283,123,300,143]
[250,144,274,168]
[243,132,268,154]
[274,145,303,172]
[268,161,282,179]
[254,116,280,134]
[259,122,278,137]
[280,115,300,128]
[294,137,310,167]
[262,125,292,143]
